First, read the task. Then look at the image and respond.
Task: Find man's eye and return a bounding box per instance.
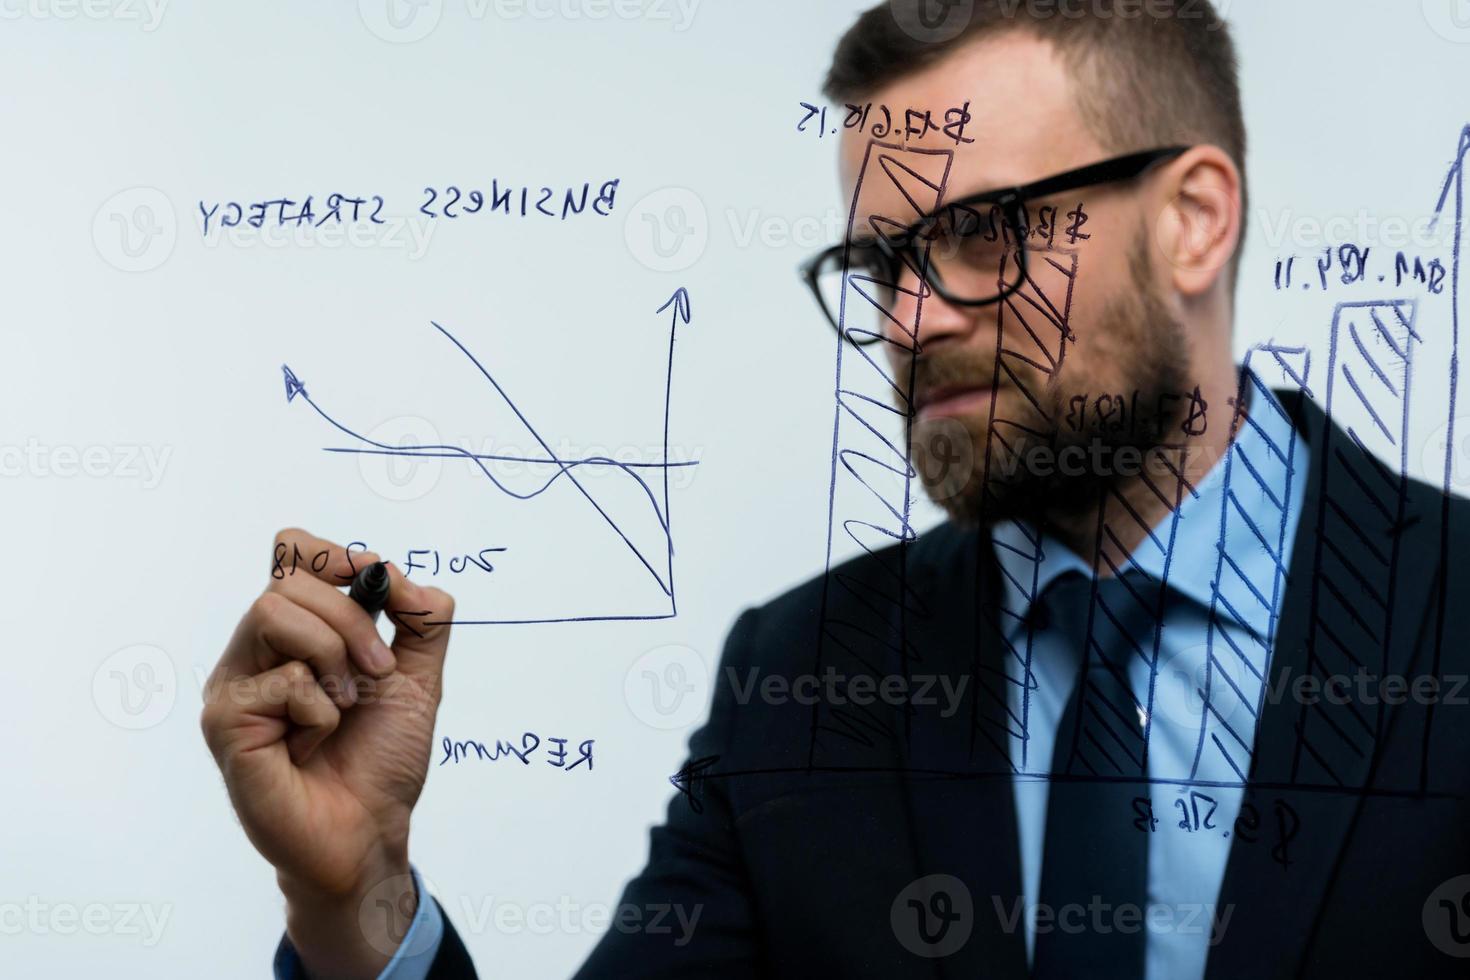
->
[850,247,893,279]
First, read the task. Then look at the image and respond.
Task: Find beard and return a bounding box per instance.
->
[905,232,1192,527]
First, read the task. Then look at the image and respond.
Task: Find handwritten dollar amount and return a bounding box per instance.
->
[1131,793,1301,869]
[797,100,975,145]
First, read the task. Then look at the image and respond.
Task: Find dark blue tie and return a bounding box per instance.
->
[1032,570,1156,979]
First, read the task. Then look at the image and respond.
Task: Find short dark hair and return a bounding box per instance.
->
[825,0,1248,273]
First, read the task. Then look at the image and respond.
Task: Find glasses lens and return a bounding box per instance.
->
[811,244,899,347]
[922,203,1025,304]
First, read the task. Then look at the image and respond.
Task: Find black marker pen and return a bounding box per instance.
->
[349,560,391,621]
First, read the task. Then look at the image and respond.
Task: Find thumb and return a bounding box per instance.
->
[380,562,454,685]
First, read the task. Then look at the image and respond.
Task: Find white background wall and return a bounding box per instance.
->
[2,1,1468,976]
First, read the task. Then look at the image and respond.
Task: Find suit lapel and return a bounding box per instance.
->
[1208,390,1440,977]
[899,522,1029,980]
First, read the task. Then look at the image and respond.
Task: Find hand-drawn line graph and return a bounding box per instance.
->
[279,288,696,626]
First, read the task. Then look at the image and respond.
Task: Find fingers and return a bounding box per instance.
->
[267,554,397,679]
[243,591,358,708]
[202,660,342,777]
[382,562,454,684]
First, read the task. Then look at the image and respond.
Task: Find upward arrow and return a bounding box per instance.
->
[281,364,308,404]
[656,287,692,327]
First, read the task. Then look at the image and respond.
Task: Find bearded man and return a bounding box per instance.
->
[203,2,1470,977]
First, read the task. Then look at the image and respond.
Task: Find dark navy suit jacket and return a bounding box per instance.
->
[413,391,1470,978]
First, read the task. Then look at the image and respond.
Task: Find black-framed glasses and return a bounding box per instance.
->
[799,146,1190,347]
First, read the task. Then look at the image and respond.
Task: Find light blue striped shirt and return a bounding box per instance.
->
[993,372,1309,980]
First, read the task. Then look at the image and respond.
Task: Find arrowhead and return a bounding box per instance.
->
[656,287,692,326]
[281,364,308,404]
[386,607,435,639]
[669,755,720,814]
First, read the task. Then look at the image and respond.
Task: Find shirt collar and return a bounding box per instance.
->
[990,371,1308,642]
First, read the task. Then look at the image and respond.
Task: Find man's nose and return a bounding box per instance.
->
[887,265,984,353]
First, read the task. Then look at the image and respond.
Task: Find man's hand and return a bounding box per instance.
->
[201,528,455,979]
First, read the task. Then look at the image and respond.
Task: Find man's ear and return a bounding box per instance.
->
[1151,145,1242,297]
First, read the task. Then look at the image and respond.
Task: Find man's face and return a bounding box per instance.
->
[835,33,1191,525]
